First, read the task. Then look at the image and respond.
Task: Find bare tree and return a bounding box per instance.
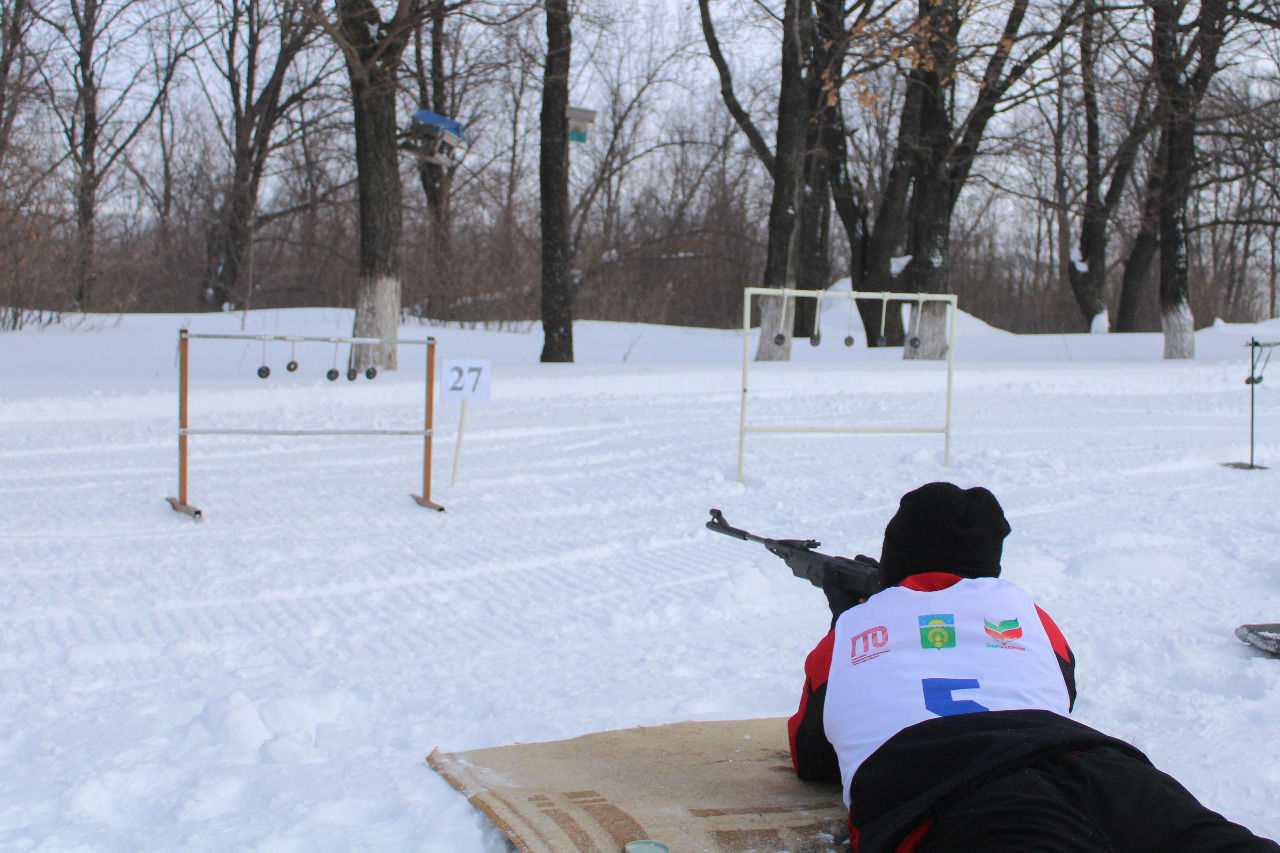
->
[1066,0,1154,333]
[408,13,541,321]
[878,0,1082,359]
[539,0,572,361]
[194,0,332,311]
[0,0,61,329]
[409,1,460,292]
[1128,0,1229,358]
[43,0,196,311]
[405,0,525,311]
[698,0,826,360]
[567,12,698,308]
[324,0,432,371]
[270,98,360,305]
[0,0,45,171]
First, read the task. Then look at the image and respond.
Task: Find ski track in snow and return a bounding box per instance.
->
[1,310,1279,850]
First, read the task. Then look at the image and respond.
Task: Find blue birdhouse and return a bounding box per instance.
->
[402,109,466,165]
[566,106,596,143]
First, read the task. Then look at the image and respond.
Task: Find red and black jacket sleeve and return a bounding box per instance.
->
[1036,604,1077,710]
[788,629,840,782]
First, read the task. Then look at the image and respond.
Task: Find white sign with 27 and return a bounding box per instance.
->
[441,359,491,403]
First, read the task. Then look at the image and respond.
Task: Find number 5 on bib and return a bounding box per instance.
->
[922,678,990,717]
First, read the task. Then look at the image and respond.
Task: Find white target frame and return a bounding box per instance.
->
[166,329,443,520]
[738,288,958,481]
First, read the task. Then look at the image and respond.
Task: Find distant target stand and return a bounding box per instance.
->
[166,329,445,520]
[1224,337,1280,470]
[737,287,958,481]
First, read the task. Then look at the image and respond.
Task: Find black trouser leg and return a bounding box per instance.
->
[917,746,1279,853]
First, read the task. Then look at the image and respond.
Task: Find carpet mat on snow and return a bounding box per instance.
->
[427,717,847,853]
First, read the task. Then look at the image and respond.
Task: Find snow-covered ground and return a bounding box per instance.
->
[3,298,1280,851]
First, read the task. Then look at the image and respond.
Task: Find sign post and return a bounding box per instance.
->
[441,359,492,486]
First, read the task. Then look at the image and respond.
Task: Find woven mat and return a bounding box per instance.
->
[427,717,847,853]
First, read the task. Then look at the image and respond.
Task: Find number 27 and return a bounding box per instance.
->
[449,366,484,392]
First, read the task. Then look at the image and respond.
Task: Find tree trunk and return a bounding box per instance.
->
[1147,0,1226,358]
[73,1,100,311]
[862,29,926,349]
[415,3,453,307]
[1158,110,1195,358]
[792,0,843,344]
[754,0,809,361]
[900,0,959,361]
[1116,225,1159,333]
[0,0,34,171]
[74,165,97,311]
[540,0,572,362]
[338,0,414,372]
[206,161,255,310]
[793,167,831,341]
[813,0,886,345]
[347,58,402,371]
[1116,126,1165,332]
[1066,0,1108,332]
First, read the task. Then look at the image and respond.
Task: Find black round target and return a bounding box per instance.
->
[773,333,786,346]
[844,335,855,347]
[287,360,298,372]
[326,368,339,381]
[257,365,270,379]
[365,367,377,380]
[908,336,921,349]
[809,333,821,347]
[346,368,358,381]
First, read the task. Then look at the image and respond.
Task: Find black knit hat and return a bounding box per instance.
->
[878,482,1011,586]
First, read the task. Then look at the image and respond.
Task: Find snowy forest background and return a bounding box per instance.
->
[3,0,1280,350]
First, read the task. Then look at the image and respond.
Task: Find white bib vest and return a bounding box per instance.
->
[823,578,1071,806]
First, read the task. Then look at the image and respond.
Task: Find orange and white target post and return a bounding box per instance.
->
[166,329,444,519]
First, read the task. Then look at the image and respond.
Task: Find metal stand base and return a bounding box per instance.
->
[166,496,204,520]
[412,494,446,512]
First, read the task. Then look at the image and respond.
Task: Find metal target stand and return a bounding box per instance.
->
[738,288,957,482]
[166,329,444,520]
[1224,337,1279,470]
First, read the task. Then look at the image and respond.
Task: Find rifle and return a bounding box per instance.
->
[705,509,884,600]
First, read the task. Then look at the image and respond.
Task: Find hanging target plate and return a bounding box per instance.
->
[287,360,299,372]
[365,367,377,380]
[257,365,270,379]
[346,368,358,381]
[326,368,339,381]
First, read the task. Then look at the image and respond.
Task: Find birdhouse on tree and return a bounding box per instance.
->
[566,106,596,143]
[402,109,466,165]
